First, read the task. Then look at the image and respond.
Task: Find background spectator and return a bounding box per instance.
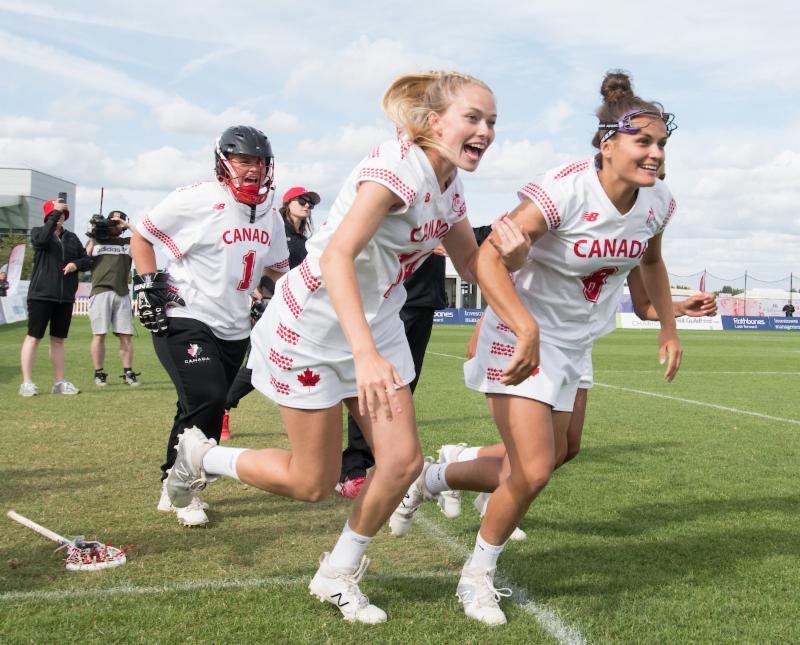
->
[19,197,90,396]
[85,210,140,387]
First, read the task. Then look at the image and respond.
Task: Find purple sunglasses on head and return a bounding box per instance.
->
[599,108,677,143]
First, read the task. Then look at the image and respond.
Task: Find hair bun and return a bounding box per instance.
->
[600,70,634,103]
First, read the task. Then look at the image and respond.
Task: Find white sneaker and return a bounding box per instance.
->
[308,553,387,624]
[509,526,527,541]
[175,496,209,527]
[473,492,527,541]
[157,478,209,512]
[456,557,512,626]
[437,443,466,519]
[52,381,80,395]
[166,427,219,508]
[19,382,39,397]
[157,479,173,512]
[473,491,490,516]
[389,458,434,537]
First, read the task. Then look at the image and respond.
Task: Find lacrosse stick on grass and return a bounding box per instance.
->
[7,510,128,571]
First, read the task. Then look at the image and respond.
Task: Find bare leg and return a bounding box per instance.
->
[118,333,134,370]
[91,334,106,370]
[49,336,66,383]
[480,395,571,545]
[562,387,588,466]
[235,405,344,501]
[344,387,423,536]
[20,335,40,382]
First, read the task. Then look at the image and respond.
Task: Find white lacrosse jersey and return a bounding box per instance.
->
[509,159,676,349]
[136,181,289,341]
[270,139,469,347]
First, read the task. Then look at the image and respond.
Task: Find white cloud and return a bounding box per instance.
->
[541,100,575,135]
[0,116,96,138]
[263,111,301,133]
[295,124,393,161]
[285,36,453,97]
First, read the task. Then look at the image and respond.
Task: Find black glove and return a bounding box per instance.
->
[133,271,184,336]
[250,297,269,326]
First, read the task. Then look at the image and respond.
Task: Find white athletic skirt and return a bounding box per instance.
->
[248,290,415,410]
[464,308,584,412]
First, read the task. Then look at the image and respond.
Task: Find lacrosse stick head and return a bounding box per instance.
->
[62,538,127,571]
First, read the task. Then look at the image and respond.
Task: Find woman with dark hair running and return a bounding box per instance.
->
[389,70,685,625]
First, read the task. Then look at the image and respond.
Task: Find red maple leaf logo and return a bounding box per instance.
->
[297,368,320,388]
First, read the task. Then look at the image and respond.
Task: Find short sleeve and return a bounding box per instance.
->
[136,185,204,260]
[656,193,677,235]
[354,140,424,214]
[263,209,290,273]
[517,160,592,231]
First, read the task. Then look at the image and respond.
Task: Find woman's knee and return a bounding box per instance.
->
[293,478,336,503]
[377,449,423,489]
[510,461,554,499]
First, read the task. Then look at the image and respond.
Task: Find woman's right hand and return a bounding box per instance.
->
[354,349,405,422]
[501,326,540,386]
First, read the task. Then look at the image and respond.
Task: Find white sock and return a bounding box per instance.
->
[457,446,481,462]
[202,446,246,480]
[425,463,450,495]
[470,531,506,571]
[328,522,373,570]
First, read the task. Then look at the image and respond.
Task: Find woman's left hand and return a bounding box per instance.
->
[658,329,683,382]
[489,214,531,272]
[63,262,77,275]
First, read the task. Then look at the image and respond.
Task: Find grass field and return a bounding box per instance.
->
[1,317,799,644]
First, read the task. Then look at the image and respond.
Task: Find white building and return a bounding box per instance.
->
[0,166,77,234]
[444,256,485,309]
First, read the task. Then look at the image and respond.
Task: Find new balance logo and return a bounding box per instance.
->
[330,592,350,608]
[582,211,599,222]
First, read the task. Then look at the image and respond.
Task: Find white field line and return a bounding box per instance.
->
[0,570,452,603]
[428,351,468,360]
[594,382,800,426]
[429,350,800,425]
[417,516,586,645]
[598,370,800,376]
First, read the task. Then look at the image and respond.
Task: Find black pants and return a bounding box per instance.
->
[153,318,249,480]
[340,306,436,480]
[226,366,255,409]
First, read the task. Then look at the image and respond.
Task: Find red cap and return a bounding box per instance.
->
[43,200,70,221]
[281,186,320,206]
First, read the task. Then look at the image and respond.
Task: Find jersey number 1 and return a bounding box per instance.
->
[238,250,256,291]
[581,267,617,303]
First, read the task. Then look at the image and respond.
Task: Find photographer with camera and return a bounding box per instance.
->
[19,195,90,397]
[86,210,140,387]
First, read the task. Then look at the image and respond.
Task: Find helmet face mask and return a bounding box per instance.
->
[215,126,275,206]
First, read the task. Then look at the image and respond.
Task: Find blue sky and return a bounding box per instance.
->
[1,0,798,283]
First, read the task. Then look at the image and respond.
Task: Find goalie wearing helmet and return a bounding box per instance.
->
[131,125,289,528]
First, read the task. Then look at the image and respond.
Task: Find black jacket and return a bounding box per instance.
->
[284,218,309,270]
[28,214,91,303]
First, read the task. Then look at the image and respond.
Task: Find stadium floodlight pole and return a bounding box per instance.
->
[744,270,748,316]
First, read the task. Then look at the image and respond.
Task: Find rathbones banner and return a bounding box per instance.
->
[721,316,800,331]
[433,308,484,325]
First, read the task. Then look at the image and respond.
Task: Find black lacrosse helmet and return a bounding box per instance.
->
[215,125,275,206]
